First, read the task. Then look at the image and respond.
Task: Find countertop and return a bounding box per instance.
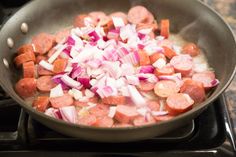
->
[204,0,236,132]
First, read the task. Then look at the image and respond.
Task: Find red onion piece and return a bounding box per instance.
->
[77,77,91,88]
[88,30,100,42]
[139,65,155,74]
[66,36,76,46]
[59,106,77,123]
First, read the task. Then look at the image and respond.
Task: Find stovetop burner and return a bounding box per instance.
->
[0,1,235,156]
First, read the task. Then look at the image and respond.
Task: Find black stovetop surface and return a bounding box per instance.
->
[0,0,235,157]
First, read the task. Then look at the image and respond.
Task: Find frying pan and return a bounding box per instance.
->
[0,0,235,142]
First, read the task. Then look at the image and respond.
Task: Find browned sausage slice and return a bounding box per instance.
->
[154,80,180,98]
[154,115,174,122]
[32,33,56,54]
[55,28,70,43]
[133,115,156,126]
[128,6,150,24]
[33,96,50,112]
[180,79,206,104]
[15,78,37,98]
[182,43,200,57]
[137,81,155,92]
[154,65,175,76]
[170,54,193,76]
[49,93,74,108]
[94,116,114,127]
[23,61,35,78]
[14,51,36,67]
[37,76,57,92]
[89,104,109,117]
[37,65,54,76]
[166,93,194,115]
[192,71,216,90]
[102,96,126,105]
[147,101,160,111]
[115,105,139,124]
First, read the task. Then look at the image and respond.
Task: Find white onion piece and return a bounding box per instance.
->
[137,107,149,116]
[112,17,125,28]
[39,60,53,71]
[48,45,67,63]
[59,106,77,123]
[153,58,166,69]
[108,106,117,118]
[138,28,153,35]
[126,75,140,85]
[45,108,56,118]
[71,46,97,63]
[85,89,95,98]
[151,111,168,116]
[127,85,146,107]
[71,88,83,100]
[121,63,135,76]
[50,84,64,98]
[61,74,81,89]
[119,86,130,97]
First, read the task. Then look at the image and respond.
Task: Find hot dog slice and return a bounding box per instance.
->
[53,58,68,74]
[154,80,180,98]
[138,50,151,66]
[102,96,126,105]
[166,93,194,115]
[154,64,175,76]
[160,19,170,38]
[182,43,200,57]
[110,12,128,24]
[163,46,177,59]
[128,6,150,24]
[49,93,74,108]
[15,78,37,98]
[192,71,216,90]
[23,61,35,78]
[155,115,174,122]
[37,76,57,92]
[150,53,166,64]
[55,29,70,43]
[89,104,109,117]
[78,114,97,126]
[133,115,155,126]
[115,105,139,124]
[180,79,206,104]
[94,116,114,127]
[137,81,155,92]
[14,51,36,67]
[32,33,56,54]
[170,54,193,76]
[33,96,50,112]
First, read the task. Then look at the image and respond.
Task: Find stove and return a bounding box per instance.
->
[0,1,236,157]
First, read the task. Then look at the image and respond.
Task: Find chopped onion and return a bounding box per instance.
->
[71,66,82,79]
[61,74,81,89]
[66,36,76,46]
[127,85,146,107]
[77,77,91,88]
[211,79,220,87]
[85,89,95,98]
[137,107,149,116]
[138,33,146,40]
[96,86,113,98]
[153,58,167,69]
[121,63,135,76]
[107,29,120,40]
[139,65,155,74]
[59,106,77,123]
[53,109,62,119]
[70,88,83,100]
[88,30,100,42]
[117,47,129,57]
[39,60,53,71]
[87,59,102,68]
[137,43,145,49]
[126,75,140,85]
[50,84,64,98]
[45,108,56,118]
[138,28,153,35]
[112,17,125,28]
[108,106,117,118]
[158,73,183,87]
[151,111,168,116]
[48,45,67,63]
[118,86,130,97]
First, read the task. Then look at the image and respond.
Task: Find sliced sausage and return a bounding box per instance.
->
[147,101,160,111]
[102,96,126,105]
[49,93,74,108]
[163,46,177,59]
[32,33,56,54]
[17,43,42,55]
[137,81,155,92]
[170,54,193,76]
[55,28,70,43]
[89,104,109,117]
[154,115,173,122]
[74,96,98,107]
[14,51,36,67]
[166,93,194,115]
[158,39,173,48]
[192,71,216,90]
[37,76,57,92]
[180,79,206,104]
[182,43,200,57]
[160,19,170,38]
[154,80,180,98]
[138,50,151,66]
[133,115,155,126]
[73,14,89,28]
[143,12,155,24]
[109,12,128,24]
[94,116,114,127]
[115,105,139,124]
[78,114,97,126]
[53,58,68,74]
[89,11,108,26]
[128,6,150,24]
[15,78,37,98]
[37,65,54,76]
[33,96,50,112]
[23,61,35,78]
[154,64,175,76]
[149,52,166,64]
